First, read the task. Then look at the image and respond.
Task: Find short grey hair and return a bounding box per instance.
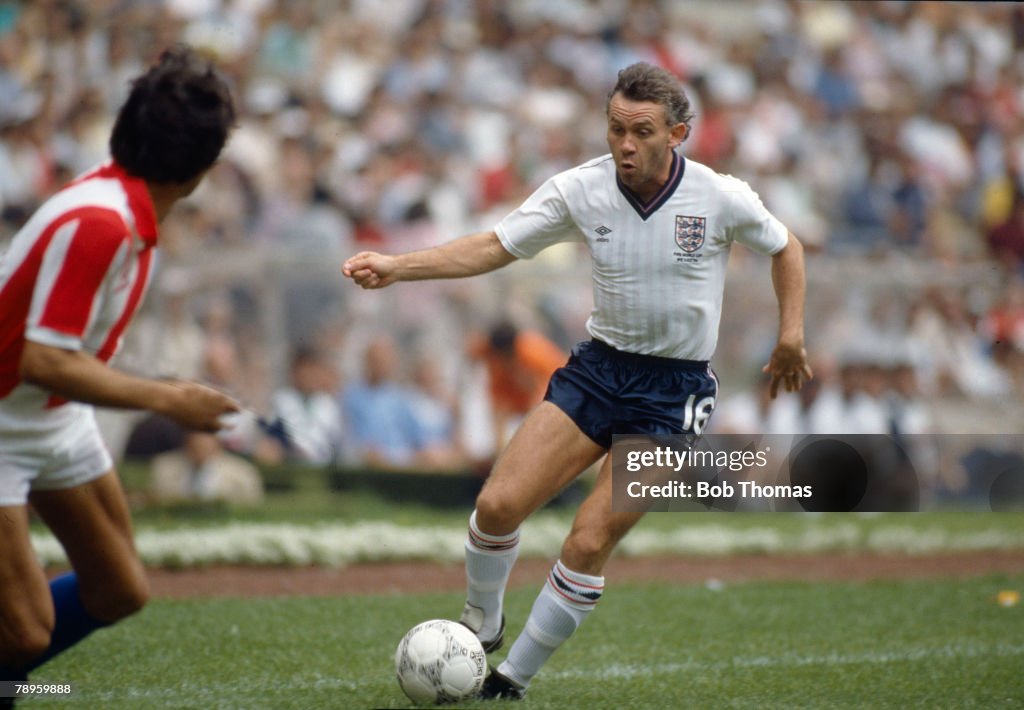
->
[606,62,694,130]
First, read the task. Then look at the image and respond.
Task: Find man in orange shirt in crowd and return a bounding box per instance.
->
[469,321,566,454]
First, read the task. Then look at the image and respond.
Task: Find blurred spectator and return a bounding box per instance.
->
[199,295,243,393]
[253,135,353,345]
[797,362,845,434]
[467,321,566,452]
[256,0,317,85]
[407,353,465,470]
[0,102,47,218]
[982,277,1024,391]
[889,151,931,250]
[188,160,261,246]
[341,335,426,469]
[757,153,828,252]
[885,358,932,439]
[835,157,893,252]
[134,269,206,381]
[908,288,1010,399]
[812,47,859,118]
[986,190,1024,270]
[151,431,265,506]
[50,88,108,178]
[713,374,801,435]
[809,360,888,435]
[714,365,843,436]
[255,136,353,257]
[262,345,345,466]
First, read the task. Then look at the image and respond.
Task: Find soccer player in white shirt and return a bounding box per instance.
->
[0,47,239,694]
[344,62,812,699]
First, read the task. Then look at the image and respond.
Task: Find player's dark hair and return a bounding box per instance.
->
[110,45,235,184]
[488,321,519,355]
[607,62,694,131]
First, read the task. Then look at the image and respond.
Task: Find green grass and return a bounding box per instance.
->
[24,574,1024,709]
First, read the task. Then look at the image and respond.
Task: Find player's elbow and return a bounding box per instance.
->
[18,349,48,386]
[18,341,71,388]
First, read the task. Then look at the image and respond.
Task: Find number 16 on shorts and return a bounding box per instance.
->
[682,393,715,436]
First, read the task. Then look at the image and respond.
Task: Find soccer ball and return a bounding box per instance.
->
[395,619,487,705]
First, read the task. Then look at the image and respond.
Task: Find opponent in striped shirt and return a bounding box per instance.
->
[344,62,813,699]
[0,47,238,690]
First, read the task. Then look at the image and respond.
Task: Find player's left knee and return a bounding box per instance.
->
[474,489,528,535]
[561,527,615,571]
[82,570,150,622]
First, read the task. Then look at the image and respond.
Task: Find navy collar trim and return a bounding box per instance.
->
[616,152,685,221]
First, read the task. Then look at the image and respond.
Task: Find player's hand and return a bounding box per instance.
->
[160,380,240,432]
[342,251,399,289]
[762,340,813,399]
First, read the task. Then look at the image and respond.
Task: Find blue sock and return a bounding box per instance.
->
[25,573,109,672]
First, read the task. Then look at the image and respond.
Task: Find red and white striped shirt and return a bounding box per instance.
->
[0,162,158,412]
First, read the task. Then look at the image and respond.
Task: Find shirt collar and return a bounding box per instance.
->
[99,162,159,247]
[615,151,686,222]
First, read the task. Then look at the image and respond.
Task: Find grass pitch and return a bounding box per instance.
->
[25,573,1024,709]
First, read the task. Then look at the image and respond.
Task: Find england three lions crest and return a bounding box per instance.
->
[675,215,706,253]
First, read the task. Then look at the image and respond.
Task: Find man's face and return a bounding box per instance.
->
[606,93,686,196]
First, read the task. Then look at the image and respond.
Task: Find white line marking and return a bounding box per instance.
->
[549,642,1024,681]
[62,643,1024,701]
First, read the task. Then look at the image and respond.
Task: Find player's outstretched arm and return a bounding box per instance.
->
[342,231,517,289]
[763,231,813,398]
[19,341,239,431]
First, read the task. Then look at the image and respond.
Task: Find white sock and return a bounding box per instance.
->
[463,509,519,641]
[498,560,605,689]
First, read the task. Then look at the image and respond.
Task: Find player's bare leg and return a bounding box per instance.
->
[560,455,645,575]
[8,471,150,676]
[0,506,54,672]
[29,471,149,624]
[486,454,646,697]
[463,402,604,650]
[475,402,605,534]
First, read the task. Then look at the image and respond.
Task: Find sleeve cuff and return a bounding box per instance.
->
[766,218,790,255]
[494,224,533,260]
[25,326,83,351]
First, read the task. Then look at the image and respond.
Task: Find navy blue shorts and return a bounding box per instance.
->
[544,339,718,449]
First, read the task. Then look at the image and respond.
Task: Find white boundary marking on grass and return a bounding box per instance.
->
[549,641,1024,681]
[68,642,1024,702]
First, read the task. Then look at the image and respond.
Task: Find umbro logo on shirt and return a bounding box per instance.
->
[594,225,612,242]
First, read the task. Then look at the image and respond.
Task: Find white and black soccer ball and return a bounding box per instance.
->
[395,619,487,705]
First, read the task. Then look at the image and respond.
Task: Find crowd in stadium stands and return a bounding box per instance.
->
[2,0,1023,472]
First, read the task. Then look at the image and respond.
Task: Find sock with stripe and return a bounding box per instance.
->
[25,573,109,672]
[497,560,605,689]
[463,509,519,641]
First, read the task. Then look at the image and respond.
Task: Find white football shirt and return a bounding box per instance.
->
[495,153,789,361]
